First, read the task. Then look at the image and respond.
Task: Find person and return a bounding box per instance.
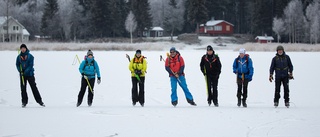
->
[165,47,196,107]
[77,50,101,107]
[269,45,293,108]
[16,44,45,108]
[200,45,222,107]
[129,50,147,107]
[233,48,254,107]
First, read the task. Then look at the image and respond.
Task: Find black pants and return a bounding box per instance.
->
[206,75,219,104]
[237,78,249,101]
[274,77,290,103]
[78,77,95,105]
[20,76,43,104]
[131,77,145,104]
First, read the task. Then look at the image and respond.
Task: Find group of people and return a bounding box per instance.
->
[16,44,294,108]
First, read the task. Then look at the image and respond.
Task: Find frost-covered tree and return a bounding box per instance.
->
[125,11,137,43]
[306,0,320,44]
[164,0,184,40]
[273,17,285,43]
[283,0,306,43]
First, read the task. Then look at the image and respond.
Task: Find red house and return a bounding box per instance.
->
[255,36,274,43]
[199,20,234,36]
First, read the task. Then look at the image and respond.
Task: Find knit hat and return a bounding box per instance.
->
[20,44,27,49]
[87,49,93,56]
[276,45,284,51]
[170,47,176,52]
[207,45,213,51]
[239,48,246,54]
[136,49,141,54]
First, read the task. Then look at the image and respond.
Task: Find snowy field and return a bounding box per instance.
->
[1,46,320,137]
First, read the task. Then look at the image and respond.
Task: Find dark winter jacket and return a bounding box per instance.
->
[200,54,222,78]
[79,56,101,80]
[233,55,254,81]
[16,49,35,76]
[269,52,293,79]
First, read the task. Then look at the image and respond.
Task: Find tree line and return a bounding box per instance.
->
[0,0,319,43]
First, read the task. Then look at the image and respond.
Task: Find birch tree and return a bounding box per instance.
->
[306,0,320,44]
[272,17,285,43]
[125,11,137,43]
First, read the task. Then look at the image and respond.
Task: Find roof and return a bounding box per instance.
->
[23,29,30,36]
[255,36,274,41]
[151,27,164,31]
[0,16,8,25]
[200,20,234,27]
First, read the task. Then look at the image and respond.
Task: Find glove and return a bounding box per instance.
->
[203,73,206,76]
[269,74,273,82]
[134,70,142,75]
[233,70,237,74]
[174,72,179,78]
[288,72,294,80]
[97,77,101,84]
[20,71,24,76]
[83,75,88,79]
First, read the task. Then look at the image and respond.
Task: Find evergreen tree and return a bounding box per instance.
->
[129,0,152,37]
[41,0,62,40]
[251,0,273,36]
[186,0,208,34]
[108,0,128,37]
[90,0,111,38]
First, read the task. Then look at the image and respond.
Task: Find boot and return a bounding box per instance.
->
[285,102,290,108]
[242,99,247,108]
[237,98,241,107]
[274,102,279,108]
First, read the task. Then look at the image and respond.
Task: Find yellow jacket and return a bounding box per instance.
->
[129,55,147,77]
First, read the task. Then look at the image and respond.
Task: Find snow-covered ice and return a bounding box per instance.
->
[1,49,320,137]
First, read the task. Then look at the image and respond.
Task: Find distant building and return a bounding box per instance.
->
[143,27,164,37]
[199,19,234,36]
[255,35,274,43]
[0,16,30,42]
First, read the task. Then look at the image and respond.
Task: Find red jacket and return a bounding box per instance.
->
[165,53,185,76]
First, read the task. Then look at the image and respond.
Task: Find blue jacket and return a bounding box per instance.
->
[16,49,35,76]
[233,55,254,81]
[269,52,293,79]
[79,56,101,79]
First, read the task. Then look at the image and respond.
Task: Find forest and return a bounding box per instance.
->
[0,0,319,43]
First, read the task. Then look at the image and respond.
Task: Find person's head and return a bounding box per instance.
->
[239,48,246,58]
[206,45,214,55]
[276,45,284,55]
[87,49,93,58]
[20,44,27,53]
[170,47,176,57]
[136,49,141,57]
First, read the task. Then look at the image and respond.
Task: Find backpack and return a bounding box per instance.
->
[236,54,249,68]
[82,56,96,70]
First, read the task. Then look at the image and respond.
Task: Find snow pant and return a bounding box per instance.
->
[237,78,249,101]
[131,77,145,105]
[77,77,95,105]
[274,77,290,103]
[206,75,219,104]
[20,75,43,105]
[170,76,194,103]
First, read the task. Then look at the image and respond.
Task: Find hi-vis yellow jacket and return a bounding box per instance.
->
[129,55,147,77]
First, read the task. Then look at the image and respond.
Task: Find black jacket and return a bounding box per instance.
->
[270,52,293,78]
[200,54,222,78]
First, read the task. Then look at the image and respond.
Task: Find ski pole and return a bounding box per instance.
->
[76,54,93,94]
[204,68,208,96]
[18,50,25,86]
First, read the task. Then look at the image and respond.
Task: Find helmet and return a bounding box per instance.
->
[276,45,284,51]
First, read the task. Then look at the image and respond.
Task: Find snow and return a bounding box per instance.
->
[1,48,320,137]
